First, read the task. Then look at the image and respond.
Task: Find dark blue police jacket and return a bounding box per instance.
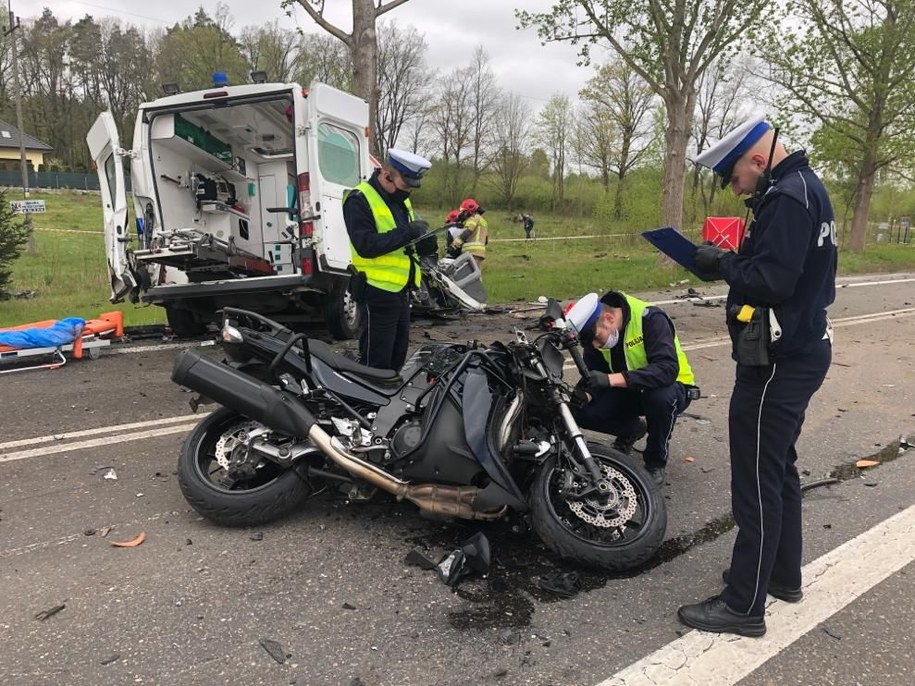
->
[719,151,837,359]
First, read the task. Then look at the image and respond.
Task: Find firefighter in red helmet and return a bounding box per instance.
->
[450,198,488,267]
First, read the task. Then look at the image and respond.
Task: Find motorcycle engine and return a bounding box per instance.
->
[391,419,423,458]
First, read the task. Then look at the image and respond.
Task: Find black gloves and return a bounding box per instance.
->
[586,370,611,391]
[407,220,430,240]
[694,243,728,273]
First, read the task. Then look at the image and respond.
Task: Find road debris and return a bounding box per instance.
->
[34,603,66,621]
[259,638,287,664]
[110,531,146,547]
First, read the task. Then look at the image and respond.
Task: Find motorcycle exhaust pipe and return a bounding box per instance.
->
[173,350,504,521]
[172,349,316,438]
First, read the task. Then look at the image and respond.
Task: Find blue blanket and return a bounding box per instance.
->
[0,318,86,349]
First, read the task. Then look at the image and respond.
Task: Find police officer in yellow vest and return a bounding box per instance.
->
[343,148,434,371]
[566,291,697,486]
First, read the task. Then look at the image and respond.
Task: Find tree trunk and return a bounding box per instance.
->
[848,160,877,252]
[352,0,380,154]
[661,93,691,231]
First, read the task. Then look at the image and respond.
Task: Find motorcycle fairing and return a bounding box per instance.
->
[461,367,527,512]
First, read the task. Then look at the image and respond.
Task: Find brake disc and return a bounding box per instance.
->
[213,421,262,471]
[567,462,638,528]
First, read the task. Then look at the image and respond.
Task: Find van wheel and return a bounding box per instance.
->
[166,306,207,338]
[323,279,361,340]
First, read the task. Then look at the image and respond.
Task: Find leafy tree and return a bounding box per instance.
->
[238,21,299,82]
[518,0,767,230]
[578,58,656,219]
[0,191,28,294]
[761,0,915,252]
[535,94,574,211]
[293,32,353,90]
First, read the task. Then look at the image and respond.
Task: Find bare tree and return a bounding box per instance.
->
[518,0,767,230]
[466,47,501,194]
[489,92,532,211]
[239,21,299,82]
[293,32,352,90]
[536,94,574,211]
[289,0,414,153]
[429,65,475,204]
[375,22,429,154]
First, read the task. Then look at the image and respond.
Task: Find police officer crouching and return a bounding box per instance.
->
[343,148,436,371]
[565,291,698,487]
[677,116,837,638]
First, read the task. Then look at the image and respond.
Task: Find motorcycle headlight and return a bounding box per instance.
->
[221,323,243,343]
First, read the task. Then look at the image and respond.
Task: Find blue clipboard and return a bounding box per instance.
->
[641,227,705,277]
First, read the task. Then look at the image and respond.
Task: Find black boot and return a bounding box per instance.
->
[612,418,647,455]
[677,596,766,637]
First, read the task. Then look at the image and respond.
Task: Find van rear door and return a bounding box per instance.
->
[304,84,371,272]
[86,112,137,303]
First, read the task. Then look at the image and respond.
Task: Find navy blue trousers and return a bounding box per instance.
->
[573,383,690,468]
[358,285,411,372]
[720,338,831,616]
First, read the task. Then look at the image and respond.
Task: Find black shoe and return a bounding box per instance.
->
[677,596,766,637]
[612,419,647,454]
[722,569,803,603]
[645,466,665,486]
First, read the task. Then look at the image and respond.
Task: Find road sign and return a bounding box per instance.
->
[9,200,46,214]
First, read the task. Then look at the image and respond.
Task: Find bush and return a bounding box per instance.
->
[0,189,29,293]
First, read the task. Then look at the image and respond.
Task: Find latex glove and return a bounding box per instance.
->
[407,220,430,240]
[694,243,728,272]
[586,370,610,391]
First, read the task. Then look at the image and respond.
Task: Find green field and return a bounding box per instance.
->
[2,189,914,329]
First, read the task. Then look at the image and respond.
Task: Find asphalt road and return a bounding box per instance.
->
[1,273,913,686]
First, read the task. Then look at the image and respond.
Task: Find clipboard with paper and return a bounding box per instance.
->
[640,227,711,280]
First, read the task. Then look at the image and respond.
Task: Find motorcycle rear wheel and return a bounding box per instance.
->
[177,407,313,527]
[530,442,666,571]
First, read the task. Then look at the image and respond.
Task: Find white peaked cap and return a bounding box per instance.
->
[694,115,771,181]
[565,292,601,335]
[386,148,432,187]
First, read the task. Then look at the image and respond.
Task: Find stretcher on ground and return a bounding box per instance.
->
[0,311,124,374]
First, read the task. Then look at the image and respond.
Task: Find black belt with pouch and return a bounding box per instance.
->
[347,264,367,303]
[732,305,771,366]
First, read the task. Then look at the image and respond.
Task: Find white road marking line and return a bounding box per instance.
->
[0,424,198,464]
[0,413,209,451]
[597,503,915,686]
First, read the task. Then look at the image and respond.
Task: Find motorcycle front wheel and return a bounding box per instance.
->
[177,407,313,527]
[529,442,666,571]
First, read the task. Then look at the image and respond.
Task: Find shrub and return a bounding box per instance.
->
[0,189,29,294]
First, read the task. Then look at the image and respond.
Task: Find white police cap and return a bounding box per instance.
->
[694,115,771,187]
[386,148,432,187]
[564,293,601,337]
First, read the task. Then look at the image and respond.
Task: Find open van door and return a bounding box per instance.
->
[86,112,139,303]
[304,83,371,272]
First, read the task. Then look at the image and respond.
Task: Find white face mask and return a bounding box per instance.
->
[601,327,619,349]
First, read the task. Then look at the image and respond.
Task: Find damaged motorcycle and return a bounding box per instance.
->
[171,299,666,571]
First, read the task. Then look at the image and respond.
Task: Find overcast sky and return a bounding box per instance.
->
[32,0,605,112]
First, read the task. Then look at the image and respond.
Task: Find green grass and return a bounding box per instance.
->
[2,191,914,328]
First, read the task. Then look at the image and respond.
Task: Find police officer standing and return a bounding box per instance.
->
[678,116,837,637]
[343,148,434,371]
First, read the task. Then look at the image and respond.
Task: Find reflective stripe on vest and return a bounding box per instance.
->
[600,292,695,386]
[461,215,487,255]
[346,182,420,292]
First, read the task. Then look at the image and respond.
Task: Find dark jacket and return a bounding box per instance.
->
[582,298,681,390]
[718,151,837,358]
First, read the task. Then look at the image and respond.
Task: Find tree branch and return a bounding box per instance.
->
[296,1,352,46]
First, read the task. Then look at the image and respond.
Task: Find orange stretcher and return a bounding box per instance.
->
[0,311,124,374]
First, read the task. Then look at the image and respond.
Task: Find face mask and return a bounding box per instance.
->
[601,328,619,350]
[390,187,411,202]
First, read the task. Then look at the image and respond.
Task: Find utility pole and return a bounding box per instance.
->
[3,1,34,254]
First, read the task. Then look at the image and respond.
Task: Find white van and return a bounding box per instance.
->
[86,80,371,338]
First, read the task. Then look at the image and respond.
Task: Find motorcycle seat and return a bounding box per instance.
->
[306,339,402,385]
